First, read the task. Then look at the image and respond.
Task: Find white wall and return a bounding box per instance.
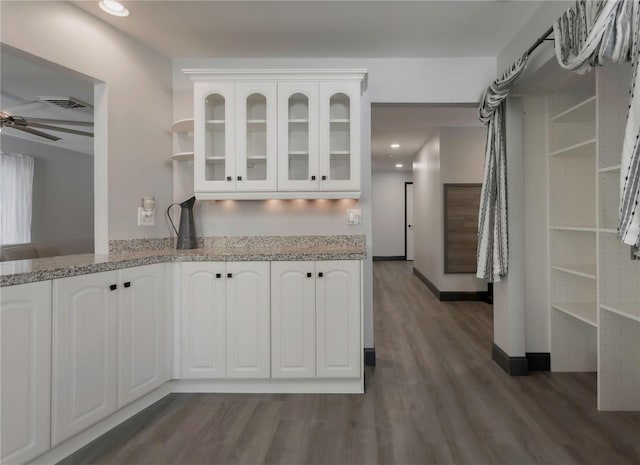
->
[494,2,570,355]
[1,1,173,242]
[371,171,412,257]
[173,57,495,349]
[413,133,442,288]
[1,135,94,253]
[413,127,486,293]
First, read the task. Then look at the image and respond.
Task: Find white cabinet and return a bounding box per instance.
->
[277,82,320,191]
[186,69,366,199]
[271,260,361,380]
[271,261,316,378]
[180,262,226,379]
[52,271,118,446]
[316,260,361,378]
[193,81,277,193]
[318,81,361,192]
[1,281,51,465]
[180,261,270,380]
[117,264,166,408]
[225,262,270,378]
[53,265,167,444]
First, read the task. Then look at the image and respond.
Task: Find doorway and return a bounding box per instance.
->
[405,182,414,260]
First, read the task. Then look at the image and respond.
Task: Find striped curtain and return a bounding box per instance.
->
[476,55,529,282]
[554,0,640,246]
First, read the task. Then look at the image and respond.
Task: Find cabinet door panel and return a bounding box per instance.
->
[226,262,270,378]
[118,264,166,408]
[271,262,315,378]
[52,271,117,446]
[316,261,360,378]
[194,82,236,192]
[1,281,51,464]
[236,82,278,191]
[277,82,320,191]
[181,262,226,379]
[319,82,361,192]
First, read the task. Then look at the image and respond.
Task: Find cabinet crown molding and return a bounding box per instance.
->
[183,68,368,86]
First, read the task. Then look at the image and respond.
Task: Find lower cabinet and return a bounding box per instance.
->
[1,281,52,465]
[52,264,165,446]
[271,260,361,379]
[181,261,270,379]
[117,264,166,408]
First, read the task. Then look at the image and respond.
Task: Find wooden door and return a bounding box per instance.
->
[181,262,226,379]
[316,260,361,378]
[1,281,51,464]
[52,271,117,445]
[271,261,316,378]
[117,264,166,408]
[226,261,270,378]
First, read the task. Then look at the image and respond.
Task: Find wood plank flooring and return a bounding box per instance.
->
[60,261,640,465]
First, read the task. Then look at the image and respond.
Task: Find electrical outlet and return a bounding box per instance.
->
[347,209,362,225]
[137,207,155,226]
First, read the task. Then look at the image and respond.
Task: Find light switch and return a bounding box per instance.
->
[347,209,362,225]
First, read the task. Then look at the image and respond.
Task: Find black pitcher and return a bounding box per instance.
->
[167,196,198,250]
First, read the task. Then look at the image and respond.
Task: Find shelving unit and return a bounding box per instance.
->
[548,71,598,374]
[546,61,639,410]
[171,118,194,161]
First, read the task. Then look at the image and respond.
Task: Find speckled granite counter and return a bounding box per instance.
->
[1,235,366,287]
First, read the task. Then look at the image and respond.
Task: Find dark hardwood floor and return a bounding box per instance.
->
[60,261,640,465]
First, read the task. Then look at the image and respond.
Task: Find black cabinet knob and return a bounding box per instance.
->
[321,175,327,181]
[226,176,232,181]
[311,175,316,180]
[109,284,117,291]
[216,273,222,279]
[227,273,232,278]
[307,272,312,278]
[237,176,242,181]
[124,282,131,288]
[318,272,323,278]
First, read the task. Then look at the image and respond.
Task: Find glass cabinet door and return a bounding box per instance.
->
[193,82,235,193]
[319,82,360,192]
[277,82,319,191]
[235,82,277,192]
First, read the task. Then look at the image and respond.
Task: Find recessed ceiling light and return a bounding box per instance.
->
[99,0,129,17]
[395,163,403,168]
[390,143,400,149]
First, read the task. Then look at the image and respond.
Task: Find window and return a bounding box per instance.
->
[1,152,34,245]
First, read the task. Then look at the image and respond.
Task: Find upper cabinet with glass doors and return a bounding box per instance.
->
[186,69,366,199]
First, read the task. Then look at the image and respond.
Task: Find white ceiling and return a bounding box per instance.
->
[371,104,482,171]
[1,48,94,155]
[72,0,542,59]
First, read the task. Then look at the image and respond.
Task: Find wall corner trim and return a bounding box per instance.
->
[492,343,528,376]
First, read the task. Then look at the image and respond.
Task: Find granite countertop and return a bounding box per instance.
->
[1,235,366,287]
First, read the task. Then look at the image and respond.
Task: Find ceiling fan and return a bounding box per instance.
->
[0,111,94,141]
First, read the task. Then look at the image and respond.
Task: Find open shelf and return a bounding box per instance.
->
[599,164,621,173]
[206,156,225,162]
[551,264,597,279]
[206,119,225,126]
[549,96,596,123]
[549,138,596,157]
[600,304,640,323]
[289,119,309,124]
[172,152,194,161]
[550,226,596,232]
[172,118,194,133]
[247,119,267,124]
[552,302,597,327]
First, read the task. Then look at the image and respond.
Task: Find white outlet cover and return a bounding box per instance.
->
[137,207,155,226]
[347,209,362,225]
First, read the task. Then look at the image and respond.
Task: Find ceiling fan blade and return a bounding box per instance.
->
[26,122,94,137]
[24,117,93,127]
[5,125,61,141]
